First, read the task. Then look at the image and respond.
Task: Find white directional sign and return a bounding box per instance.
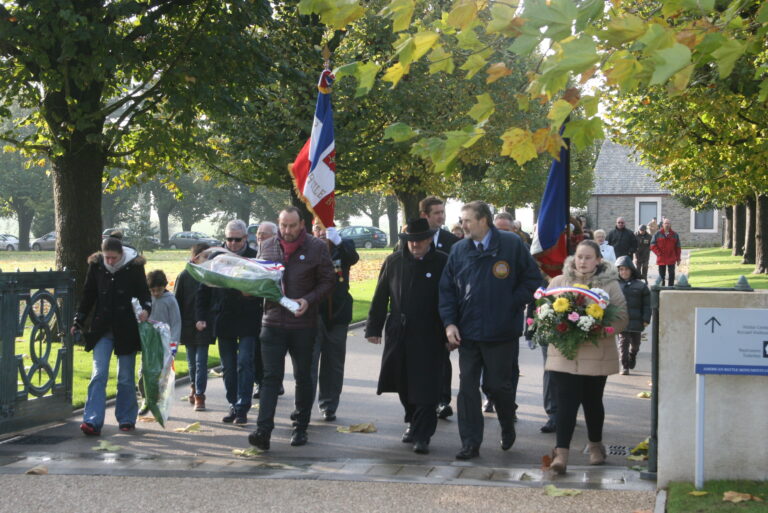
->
[694,307,768,376]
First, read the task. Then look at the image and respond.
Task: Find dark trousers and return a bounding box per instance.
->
[439,352,452,405]
[399,393,438,444]
[310,317,349,414]
[253,335,263,386]
[617,332,641,369]
[658,264,675,286]
[218,335,255,415]
[635,257,649,282]
[457,338,519,447]
[257,326,315,433]
[541,345,557,420]
[550,372,608,448]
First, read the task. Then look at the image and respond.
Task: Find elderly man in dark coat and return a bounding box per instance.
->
[365,218,449,455]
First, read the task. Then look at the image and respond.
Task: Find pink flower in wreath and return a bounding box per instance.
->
[605,326,615,335]
[567,312,580,322]
[526,317,534,326]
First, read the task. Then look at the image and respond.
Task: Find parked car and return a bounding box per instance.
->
[246,224,260,247]
[168,231,221,250]
[31,232,56,251]
[338,226,388,249]
[0,234,18,251]
[102,228,161,249]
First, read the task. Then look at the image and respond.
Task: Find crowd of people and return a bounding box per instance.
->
[70,198,675,474]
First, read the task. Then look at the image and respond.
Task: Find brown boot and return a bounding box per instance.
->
[194,394,206,412]
[550,447,569,474]
[189,385,196,405]
[588,442,606,465]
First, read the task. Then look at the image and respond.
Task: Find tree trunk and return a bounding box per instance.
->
[395,189,424,224]
[181,215,194,232]
[15,206,35,252]
[723,206,733,249]
[52,147,105,302]
[742,196,756,265]
[236,207,250,225]
[733,203,745,257]
[102,195,116,230]
[754,194,768,274]
[156,206,172,245]
[386,195,399,247]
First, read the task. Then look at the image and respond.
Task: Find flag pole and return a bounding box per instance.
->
[564,116,571,254]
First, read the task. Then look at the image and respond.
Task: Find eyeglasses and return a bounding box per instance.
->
[226,237,243,242]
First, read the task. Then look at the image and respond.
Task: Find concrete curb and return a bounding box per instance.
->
[654,489,667,513]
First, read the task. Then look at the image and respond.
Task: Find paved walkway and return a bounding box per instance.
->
[0,321,660,511]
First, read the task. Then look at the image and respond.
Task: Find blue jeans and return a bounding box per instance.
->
[186,345,209,395]
[218,336,255,415]
[83,335,137,430]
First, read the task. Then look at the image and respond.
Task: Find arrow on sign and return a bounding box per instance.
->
[704,316,721,334]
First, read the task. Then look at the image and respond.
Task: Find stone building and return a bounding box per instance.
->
[586,140,721,247]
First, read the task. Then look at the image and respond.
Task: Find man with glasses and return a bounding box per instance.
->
[607,217,637,260]
[196,220,261,425]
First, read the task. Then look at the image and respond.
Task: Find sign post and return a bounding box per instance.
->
[693,308,768,489]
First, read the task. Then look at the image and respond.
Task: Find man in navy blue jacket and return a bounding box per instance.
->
[439,201,541,460]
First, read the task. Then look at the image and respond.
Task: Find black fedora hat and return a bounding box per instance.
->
[398,218,436,242]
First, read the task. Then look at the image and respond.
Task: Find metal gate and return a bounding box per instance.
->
[0,270,75,435]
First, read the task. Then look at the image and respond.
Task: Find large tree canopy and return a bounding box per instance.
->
[301,0,768,171]
[0,0,271,292]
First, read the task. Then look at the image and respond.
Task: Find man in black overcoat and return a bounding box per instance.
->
[365,218,449,455]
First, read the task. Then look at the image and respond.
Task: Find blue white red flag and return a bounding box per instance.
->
[530,133,569,277]
[290,69,336,228]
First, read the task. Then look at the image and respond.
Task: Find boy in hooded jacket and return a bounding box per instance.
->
[615,256,651,375]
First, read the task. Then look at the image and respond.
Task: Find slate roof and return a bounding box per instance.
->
[592,140,670,195]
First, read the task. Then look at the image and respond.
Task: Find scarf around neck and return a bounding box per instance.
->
[279,228,307,262]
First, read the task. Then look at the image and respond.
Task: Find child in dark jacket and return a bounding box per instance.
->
[615,256,651,375]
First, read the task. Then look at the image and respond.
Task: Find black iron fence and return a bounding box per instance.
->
[0,269,75,435]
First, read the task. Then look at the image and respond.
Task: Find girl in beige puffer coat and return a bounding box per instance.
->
[544,240,628,474]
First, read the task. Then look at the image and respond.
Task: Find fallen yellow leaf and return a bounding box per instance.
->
[337,422,377,433]
[173,421,201,433]
[25,465,48,475]
[232,447,262,458]
[688,491,709,496]
[722,491,755,503]
[636,391,651,399]
[543,484,581,497]
[627,454,647,461]
[138,416,156,422]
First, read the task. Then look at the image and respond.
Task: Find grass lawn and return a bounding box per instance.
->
[667,480,767,512]
[688,248,768,289]
[16,337,221,409]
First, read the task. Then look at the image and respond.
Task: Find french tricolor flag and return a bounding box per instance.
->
[531,133,569,278]
[290,69,336,228]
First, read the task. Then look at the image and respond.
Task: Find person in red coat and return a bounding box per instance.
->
[650,218,681,286]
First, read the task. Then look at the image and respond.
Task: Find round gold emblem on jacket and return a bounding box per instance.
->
[492,260,510,279]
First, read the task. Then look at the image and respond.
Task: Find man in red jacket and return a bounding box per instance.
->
[650,218,681,286]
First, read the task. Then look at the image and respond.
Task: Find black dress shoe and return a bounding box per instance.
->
[233,414,247,426]
[413,441,430,454]
[253,384,260,399]
[290,429,308,446]
[322,411,336,422]
[248,430,270,451]
[501,426,516,451]
[540,419,556,433]
[222,409,237,423]
[455,445,479,460]
[401,426,414,444]
[483,400,495,413]
[436,403,453,419]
